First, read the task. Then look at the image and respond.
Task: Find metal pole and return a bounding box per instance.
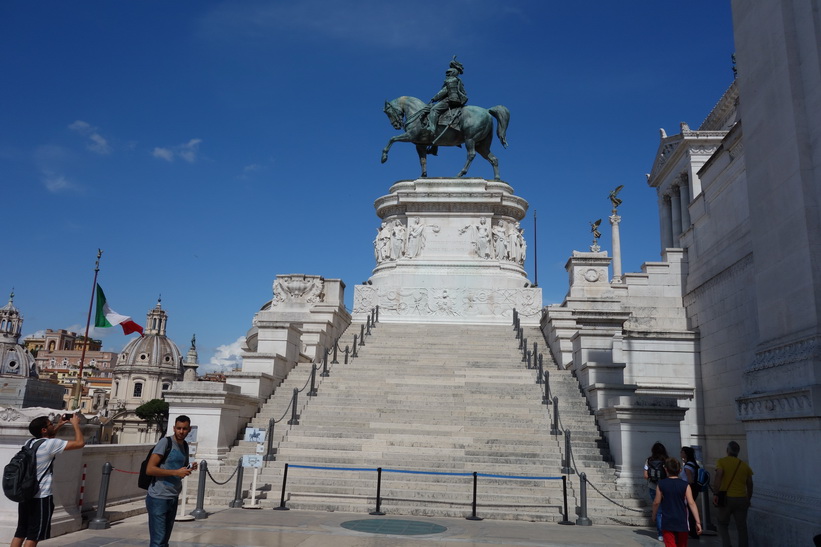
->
[344,345,350,364]
[526,350,532,369]
[576,472,592,526]
[552,397,561,435]
[273,463,290,510]
[542,369,550,404]
[321,349,329,377]
[558,475,574,525]
[288,389,299,425]
[352,336,358,357]
[522,338,528,362]
[533,342,538,363]
[191,460,208,519]
[74,249,102,410]
[229,460,244,508]
[512,308,518,329]
[332,338,339,364]
[308,364,317,396]
[375,305,379,323]
[366,315,372,335]
[562,429,573,474]
[360,324,365,346]
[88,462,111,529]
[264,418,276,461]
[466,471,483,521]
[369,468,385,515]
[537,356,544,384]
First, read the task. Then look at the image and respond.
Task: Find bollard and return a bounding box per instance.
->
[369,467,385,515]
[576,472,592,526]
[466,471,483,521]
[360,324,365,346]
[551,396,561,435]
[542,369,550,404]
[191,460,208,519]
[537,356,544,385]
[352,336,358,357]
[273,463,290,511]
[88,462,112,529]
[558,475,574,525]
[288,388,300,425]
[375,305,379,323]
[522,338,528,362]
[366,315,372,335]
[517,327,523,344]
[308,364,318,396]
[321,349,330,377]
[512,308,518,329]
[562,429,573,474]
[332,339,339,364]
[526,350,532,369]
[344,344,350,364]
[533,342,538,363]
[370,308,376,328]
[229,460,245,508]
[264,418,276,461]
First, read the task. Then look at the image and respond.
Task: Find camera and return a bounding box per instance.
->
[63,413,73,421]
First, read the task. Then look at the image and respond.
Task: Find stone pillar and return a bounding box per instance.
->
[670,187,682,242]
[609,214,622,282]
[660,195,674,249]
[678,182,691,231]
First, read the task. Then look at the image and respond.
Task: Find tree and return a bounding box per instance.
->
[135,399,169,431]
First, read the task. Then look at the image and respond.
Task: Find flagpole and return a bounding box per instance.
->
[532,210,538,287]
[73,249,102,411]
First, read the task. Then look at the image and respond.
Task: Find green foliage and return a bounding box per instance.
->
[135,399,169,427]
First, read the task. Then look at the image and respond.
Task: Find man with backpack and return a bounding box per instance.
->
[144,415,197,547]
[10,413,85,547]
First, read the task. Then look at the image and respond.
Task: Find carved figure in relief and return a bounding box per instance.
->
[492,220,508,260]
[390,220,406,259]
[405,217,440,259]
[459,218,491,259]
[374,221,392,263]
[506,221,520,262]
[518,226,527,263]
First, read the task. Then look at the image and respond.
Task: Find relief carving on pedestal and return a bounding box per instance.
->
[374,218,440,263]
[272,275,325,306]
[459,218,526,264]
[354,286,542,319]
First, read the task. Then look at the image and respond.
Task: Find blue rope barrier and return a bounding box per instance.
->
[382,468,473,477]
[288,464,562,481]
[477,473,562,480]
[289,464,375,472]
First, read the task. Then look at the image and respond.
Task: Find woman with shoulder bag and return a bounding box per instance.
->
[680,446,701,540]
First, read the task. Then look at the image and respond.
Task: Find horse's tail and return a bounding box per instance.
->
[489,105,510,148]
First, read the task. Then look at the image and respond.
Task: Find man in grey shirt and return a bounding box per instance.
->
[145,415,197,547]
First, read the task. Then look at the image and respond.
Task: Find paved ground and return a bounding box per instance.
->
[44,507,722,547]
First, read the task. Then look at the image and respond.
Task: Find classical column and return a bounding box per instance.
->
[609,213,622,282]
[679,182,691,231]
[670,186,682,243]
[660,195,674,249]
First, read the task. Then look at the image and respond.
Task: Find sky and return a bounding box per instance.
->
[0,1,735,374]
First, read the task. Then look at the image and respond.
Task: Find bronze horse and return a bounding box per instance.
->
[381,96,509,180]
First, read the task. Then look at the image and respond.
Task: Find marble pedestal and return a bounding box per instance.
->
[353,178,542,325]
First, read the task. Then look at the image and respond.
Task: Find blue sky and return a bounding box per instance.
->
[1,1,735,373]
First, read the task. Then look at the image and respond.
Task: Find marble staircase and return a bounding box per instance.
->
[204,322,648,524]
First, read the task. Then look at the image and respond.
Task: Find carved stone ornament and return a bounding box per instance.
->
[272,275,325,306]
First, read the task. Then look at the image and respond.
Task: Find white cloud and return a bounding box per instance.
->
[68,120,111,155]
[41,170,76,193]
[152,139,202,163]
[199,336,245,375]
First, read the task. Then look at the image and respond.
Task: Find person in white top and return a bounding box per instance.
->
[11,413,85,547]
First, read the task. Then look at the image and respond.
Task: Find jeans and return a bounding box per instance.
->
[717,496,749,547]
[145,494,178,547]
[649,485,662,537]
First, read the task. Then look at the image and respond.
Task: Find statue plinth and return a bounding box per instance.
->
[354,178,541,325]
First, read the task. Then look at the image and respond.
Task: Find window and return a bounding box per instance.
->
[162,383,170,391]
[133,382,143,398]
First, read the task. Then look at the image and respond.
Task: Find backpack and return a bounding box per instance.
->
[3,438,52,502]
[696,467,710,489]
[138,437,188,490]
[647,458,666,483]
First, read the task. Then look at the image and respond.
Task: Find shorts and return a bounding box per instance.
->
[14,496,54,542]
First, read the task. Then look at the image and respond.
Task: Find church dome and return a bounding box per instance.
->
[114,299,183,378]
[0,291,37,378]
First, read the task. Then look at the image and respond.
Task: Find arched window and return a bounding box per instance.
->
[162,383,170,391]
[133,382,143,398]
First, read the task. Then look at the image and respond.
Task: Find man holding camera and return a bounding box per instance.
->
[11,413,85,547]
[145,415,197,547]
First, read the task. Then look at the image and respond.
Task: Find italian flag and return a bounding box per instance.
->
[94,285,143,336]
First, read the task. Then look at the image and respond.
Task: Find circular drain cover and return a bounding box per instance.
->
[341,519,447,536]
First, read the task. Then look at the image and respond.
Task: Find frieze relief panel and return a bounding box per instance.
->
[272,274,325,306]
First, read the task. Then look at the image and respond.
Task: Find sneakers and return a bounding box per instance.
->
[658,535,664,541]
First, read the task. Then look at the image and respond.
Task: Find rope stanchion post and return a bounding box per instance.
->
[551,397,561,436]
[517,327,523,345]
[332,338,339,364]
[526,349,532,369]
[191,460,208,519]
[522,337,528,362]
[321,349,330,377]
[229,460,245,508]
[369,467,385,515]
[264,418,276,461]
[273,463,290,511]
[352,336,358,357]
[88,462,112,529]
[512,308,517,329]
[533,342,538,364]
[288,389,300,425]
[375,305,379,323]
[576,472,592,526]
[558,475,574,525]
[308,364,318,396]
[344,344,350,364]
[465,471,483,521]
[537,355,544,384]
[366,315,372,336]
[359,324,365,346]
[561,429,573,474]
[370,308,376,329]
[542,369,550,404]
